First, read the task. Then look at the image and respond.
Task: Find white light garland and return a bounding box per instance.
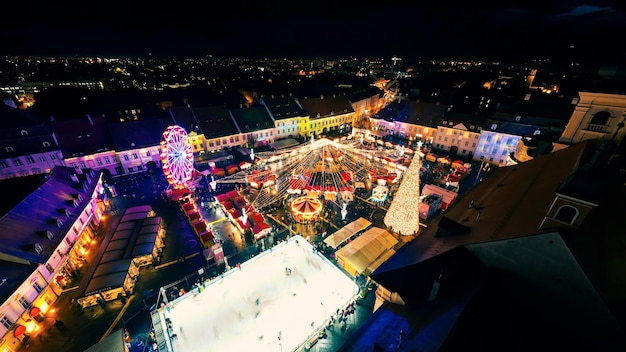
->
[215,138,409,212]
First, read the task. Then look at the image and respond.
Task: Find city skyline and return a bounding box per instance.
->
[3,2,626,62]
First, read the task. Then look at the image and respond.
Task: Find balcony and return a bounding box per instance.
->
[583,124,609,134]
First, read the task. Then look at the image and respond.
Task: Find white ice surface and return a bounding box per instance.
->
[160,235,359,352]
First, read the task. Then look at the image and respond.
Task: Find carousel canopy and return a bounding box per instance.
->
[291,197,322,214]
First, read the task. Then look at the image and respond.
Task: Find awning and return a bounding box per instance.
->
[14,325,26,337]
[30,306,41,317]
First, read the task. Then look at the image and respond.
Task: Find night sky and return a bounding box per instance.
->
[3,1,625,62]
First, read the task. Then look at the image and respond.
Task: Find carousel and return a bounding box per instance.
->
[289,196,323,223]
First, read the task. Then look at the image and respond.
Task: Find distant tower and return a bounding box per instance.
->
[391,56,402,68]
[384,144,422,236]
[527,69,537,88]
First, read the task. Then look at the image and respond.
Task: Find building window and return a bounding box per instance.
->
[554,205,578,224]
[1,316,13,329]
[590,111,610,125]
[123,155,130,161]
[132,152,138,159]
[38,156,46,162]
[18,296,30,309]
[26,156,35,164]
[32,280,43,293]
[0,161,8,168]
[13,159,23,166]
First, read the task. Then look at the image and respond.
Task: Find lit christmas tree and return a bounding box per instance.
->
[384,142,422,236]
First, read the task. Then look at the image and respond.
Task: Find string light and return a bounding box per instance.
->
[216,138,409,212]
[383,144,422,236]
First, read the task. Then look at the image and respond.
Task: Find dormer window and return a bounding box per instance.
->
[515,116,521,122]
[20,130,28,136]
[5,147,14,153]
[554,205,579,224]
[490,123,497,130]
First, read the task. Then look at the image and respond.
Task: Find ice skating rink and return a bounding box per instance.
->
[159,235,359,352]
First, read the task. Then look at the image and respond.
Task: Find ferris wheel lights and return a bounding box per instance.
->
[161,125,195,190]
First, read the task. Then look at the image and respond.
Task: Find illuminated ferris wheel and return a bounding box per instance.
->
[160,125,194,189]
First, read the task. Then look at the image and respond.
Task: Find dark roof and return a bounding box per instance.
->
[490,111,566,128]
[192,105,239,139]
[230,105,275,133]
[442,110,489,126]
[297,94,355,119]
[0,261,39,308]
[0,173,47,215]
[51,115,114,157]
[498,93,576,121]
[557,139,618,205]
[0,166,101,264]
[0,101,47,129]
[0,104,58,158]
[108,118,175,151]
[483,111,564,137]
[382,99,450,127]
[346,87,384,103]
[169,106,201,134]
[345,246,604,351]
[260,95,307,120]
